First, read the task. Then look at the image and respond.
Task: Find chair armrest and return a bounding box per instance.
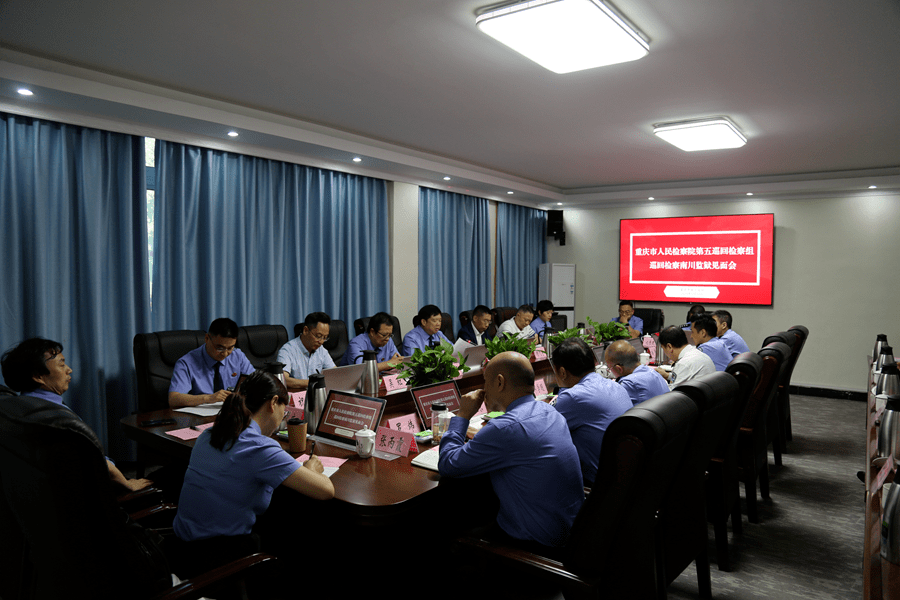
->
[153,553,277,600]
[130,503,177,526]
[117,486,165,512]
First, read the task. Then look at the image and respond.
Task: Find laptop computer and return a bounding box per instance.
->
[309,389,387,451]
[322,362,366,394]
[409,380,462,429]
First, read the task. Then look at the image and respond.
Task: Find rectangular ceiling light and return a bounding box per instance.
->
[476,0,649,74]
[653,117,748,152]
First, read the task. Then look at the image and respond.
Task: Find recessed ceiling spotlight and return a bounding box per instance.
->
[227,131,239,137]
[476,0,649,74]
[352,157,362,162]
[443,176,451,181]
[17,88,34,96]
[507,191,514,195]
[746,192,753,196]
[648,197,655,200]
[869,185,878,189]
[653,117,747,152]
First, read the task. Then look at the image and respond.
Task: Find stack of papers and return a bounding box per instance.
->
[174,401,223,417]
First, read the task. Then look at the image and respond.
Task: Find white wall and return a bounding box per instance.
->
[546,192,900,392]
[389,181,420,326]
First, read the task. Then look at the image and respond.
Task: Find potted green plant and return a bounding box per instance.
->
[485,332,538,361]
[396,341,471,387]
[586,317,630,345]
[547,327,591,349]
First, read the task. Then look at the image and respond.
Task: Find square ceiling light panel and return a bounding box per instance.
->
[476,0,649,74]
[653,118,748,152]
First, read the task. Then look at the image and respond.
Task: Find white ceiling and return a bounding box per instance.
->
[1,0,899,207]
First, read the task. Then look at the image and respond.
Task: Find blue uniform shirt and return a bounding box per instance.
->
[439,395,584,547]
[698,337,733,371]
[169,345,255,395]
[402,325,451,356]
[610,315,643,334]
[720,329,751,357]
[174,420,300,541]
[618,364,670,406]
[554,372,632,485]
[341,332,399,366]
[530,316,551,340]
[277,337,335,379]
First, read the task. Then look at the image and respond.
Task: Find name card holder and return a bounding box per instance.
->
[375,426,415,457]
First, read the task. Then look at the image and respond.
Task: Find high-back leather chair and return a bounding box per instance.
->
[440,312,454,342]
[133,330,206,413]
[761,331,796,465]
[634,307,665,334]
[739,341,791,523]
[780,326,809,441]
[236,324,288,370]
[658,372,739,597]
[549,314,567,331]
[456,391,699,600]
[709,352,763,570]
[491,307,517,332]
[354,314,403,351]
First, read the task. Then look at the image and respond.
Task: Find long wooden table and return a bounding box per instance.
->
[120,357,557,521]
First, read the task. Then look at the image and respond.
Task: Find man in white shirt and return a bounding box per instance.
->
[496,305,539,341]
[654,325,715,389]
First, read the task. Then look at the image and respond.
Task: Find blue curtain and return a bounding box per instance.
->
[418,188,491,325]
[496,202,548,307]
[0,112,150,457]
[151,141,389,333]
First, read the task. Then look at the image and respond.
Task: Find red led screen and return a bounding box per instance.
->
[619,214,774,305]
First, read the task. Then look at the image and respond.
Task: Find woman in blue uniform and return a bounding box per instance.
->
[172,370,333,575]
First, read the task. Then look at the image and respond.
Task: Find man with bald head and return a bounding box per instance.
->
[438,351,584,548]
[605,340,669,406]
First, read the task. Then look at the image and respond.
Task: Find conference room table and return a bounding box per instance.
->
[120,356,558,525]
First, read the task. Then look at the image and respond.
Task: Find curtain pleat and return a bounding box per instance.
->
[496,203,548,307]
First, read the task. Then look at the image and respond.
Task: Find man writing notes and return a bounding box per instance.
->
[691,313,733,371]
[655,326,716,389]
[169,318,255,408]
[278,312,335,391]
[605,339,669,406]
[341,312,402,371]
[712,310,751,358]
[457,305,494,346]
[551,338,632,487]
[402,304,452,355]
[611,300,642,339]
[496,305,539,341]
[438,351,584,548]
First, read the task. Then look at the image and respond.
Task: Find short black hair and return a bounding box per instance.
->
[686,304,705,322]
[517,304,535,316]
[551,338,595,377]
[659,326,688,349]
[367,312,394,334]
[1,338,63,393]
[304,312,332,331]
[417,305,442,324]
[208,318,239,339]
[536,300,554,313]
[712,310,733,329]
[692,314,718,338]
[472,305,491,317]
[619,300,635,310]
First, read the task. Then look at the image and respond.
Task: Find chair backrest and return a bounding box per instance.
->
[719,352,764,458]
[743,342,791,431]
[236,324,288,370]
[323,319,349,364]
[549,314,568,331]
[634,308,665,334]
[353,315,403,351]
[781,326,809,389]
[491,307,517,330]
[133,330,207,412]
[0,395,171,598]
[0,384,16,396]
[563,391,698,598]
[440,312,454,342]
[458,310,471,331]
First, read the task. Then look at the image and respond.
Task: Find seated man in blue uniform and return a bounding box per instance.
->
[690,314,733,372]
[457,305,494,346]
[402,304,451,355]
[530,300,555,341]
[169,318,255,408]
[712,310,751,358]
[605,339,669,406]
[278,312,335,391]
[1,337,152,491]
[611,300,643,339]
[341,311,402,371]
[551,338,632,487]
[439,351,584,548]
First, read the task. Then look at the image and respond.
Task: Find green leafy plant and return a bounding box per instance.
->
[586,317,630,344]
[396,341,471,387]
[485,332,538,360]
[548,327,591,347]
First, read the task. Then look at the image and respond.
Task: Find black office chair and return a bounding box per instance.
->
[440,312,454,341]
[549,314,567,331]
[634,308,665,334]
[323,319,350,364]
[0,393,274,600]
[133,330,207,413]
[236,324,288,370]
[491,307,517,330]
